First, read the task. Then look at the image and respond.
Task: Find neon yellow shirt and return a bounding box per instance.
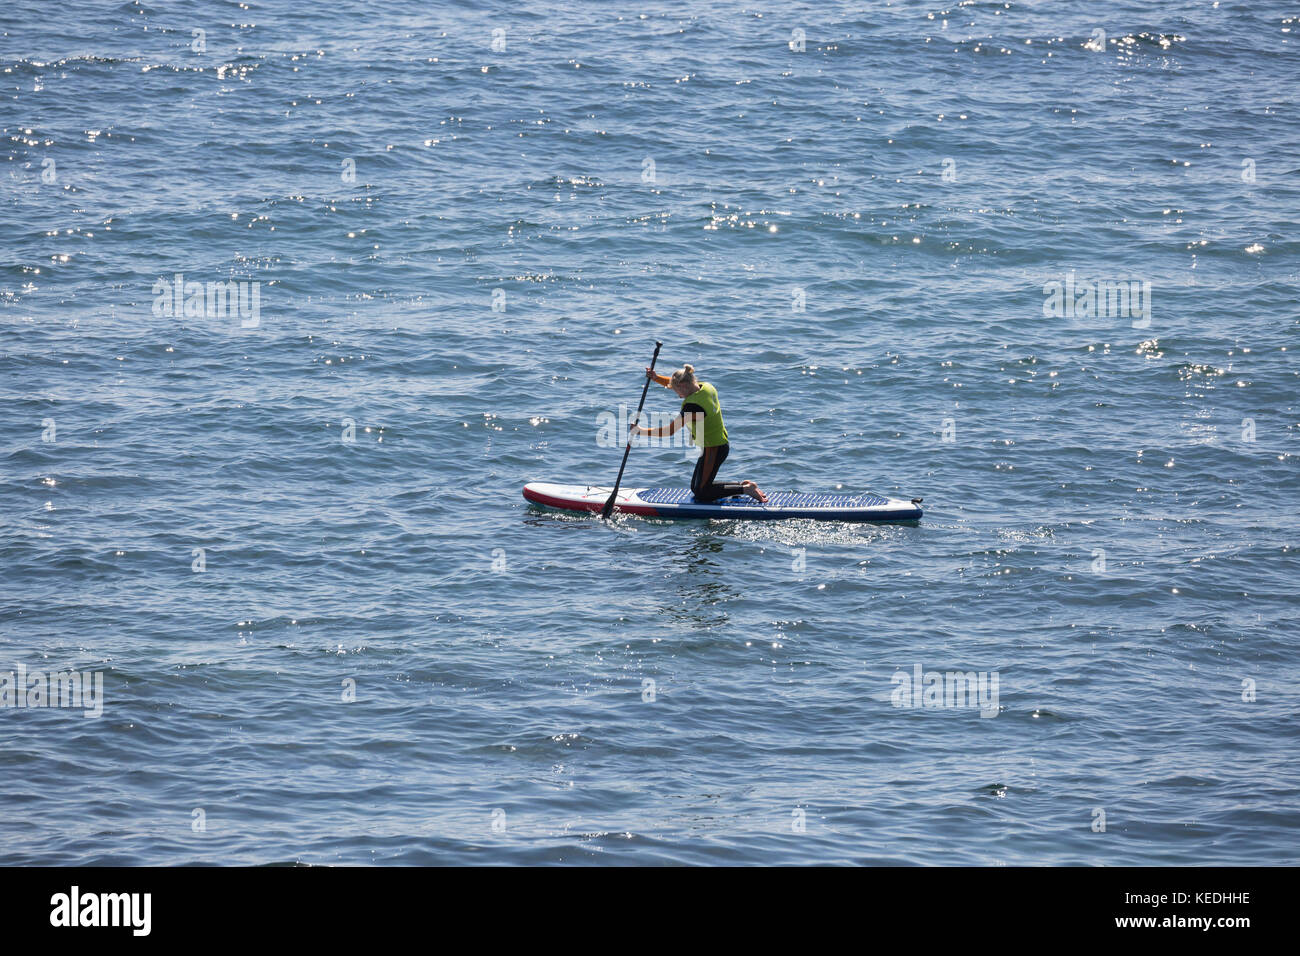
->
[680,383,728,447]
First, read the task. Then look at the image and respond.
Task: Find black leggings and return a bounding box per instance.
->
[691,443,748,503]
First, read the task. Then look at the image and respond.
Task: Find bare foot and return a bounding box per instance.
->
[741,480,768,503]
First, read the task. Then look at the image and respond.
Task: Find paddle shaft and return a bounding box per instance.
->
[601,340,663,518]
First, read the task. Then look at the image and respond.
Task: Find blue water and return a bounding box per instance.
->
[2,0,1297,865]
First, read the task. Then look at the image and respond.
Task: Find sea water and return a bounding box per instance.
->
[1,0,1297,864]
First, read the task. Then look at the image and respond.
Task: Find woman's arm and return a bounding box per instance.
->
[645,367,671,387]
[630,412,685,439]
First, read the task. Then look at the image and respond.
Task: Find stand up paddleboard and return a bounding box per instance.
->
[523,482,922,522]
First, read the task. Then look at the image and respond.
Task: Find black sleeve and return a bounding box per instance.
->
[679,402,706,419]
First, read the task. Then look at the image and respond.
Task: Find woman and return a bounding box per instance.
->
[628,363,768,503]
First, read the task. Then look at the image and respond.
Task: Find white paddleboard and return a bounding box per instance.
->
[523,482,922,522]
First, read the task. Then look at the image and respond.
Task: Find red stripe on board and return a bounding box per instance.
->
[522,486,658,517]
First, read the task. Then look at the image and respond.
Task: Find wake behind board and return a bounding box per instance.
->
[523,482,922,522]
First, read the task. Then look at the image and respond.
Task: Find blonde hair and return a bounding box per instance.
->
[669,364,697,389]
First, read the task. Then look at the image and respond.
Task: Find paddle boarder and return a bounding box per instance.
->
[627,363,769,503]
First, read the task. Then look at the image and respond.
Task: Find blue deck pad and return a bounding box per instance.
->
[638,488,891,508]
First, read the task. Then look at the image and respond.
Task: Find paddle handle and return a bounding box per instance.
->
[601,341,663,518]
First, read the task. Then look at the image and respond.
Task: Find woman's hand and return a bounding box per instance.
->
[645,367,657,380]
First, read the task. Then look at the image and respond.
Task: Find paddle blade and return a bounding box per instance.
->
[600,490,617,519]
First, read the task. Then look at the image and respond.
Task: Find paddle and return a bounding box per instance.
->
[601,340,663,519]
